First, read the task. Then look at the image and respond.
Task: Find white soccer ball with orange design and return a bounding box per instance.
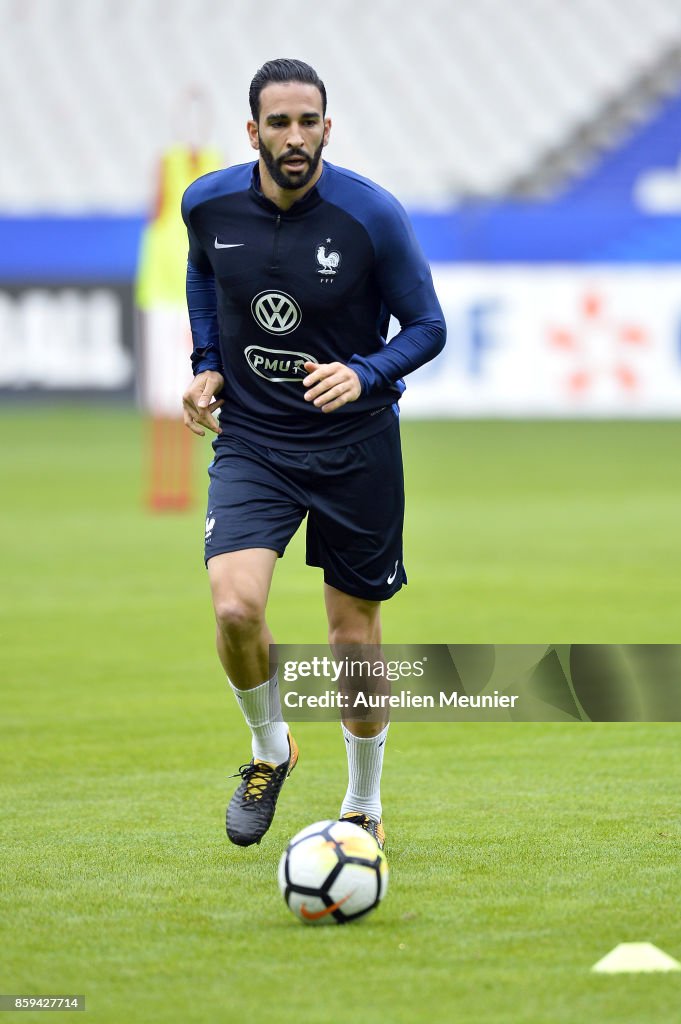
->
[278,819,388,925]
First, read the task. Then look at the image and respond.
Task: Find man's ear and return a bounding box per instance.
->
[247,120,260,151]
[323,117,332,148]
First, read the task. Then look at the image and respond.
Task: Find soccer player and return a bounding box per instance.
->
[181,59,446,851]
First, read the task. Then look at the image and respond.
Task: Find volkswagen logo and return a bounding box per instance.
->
[251,290,302,335]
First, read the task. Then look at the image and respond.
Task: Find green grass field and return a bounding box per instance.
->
[2,408,681,1023]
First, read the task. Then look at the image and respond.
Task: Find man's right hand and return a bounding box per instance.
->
[182,370,225,436]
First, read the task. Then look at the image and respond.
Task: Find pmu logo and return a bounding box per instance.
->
[245,345,317,382]
[251,290,302,335]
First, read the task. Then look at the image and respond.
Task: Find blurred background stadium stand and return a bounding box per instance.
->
[1,0,680,416]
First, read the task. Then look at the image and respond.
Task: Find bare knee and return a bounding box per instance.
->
[325,586,381,648]
[214,593,265,640]
[328,613,381,648]
[328,627,377,648]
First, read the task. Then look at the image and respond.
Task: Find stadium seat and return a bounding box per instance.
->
[0,0,679,209]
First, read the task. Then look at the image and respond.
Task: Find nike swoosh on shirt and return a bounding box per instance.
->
[386,561,399,585]
[214,238,245,249]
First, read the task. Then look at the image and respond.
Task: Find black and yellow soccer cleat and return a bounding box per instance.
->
[341,812,386,851]
[226,732,299,847]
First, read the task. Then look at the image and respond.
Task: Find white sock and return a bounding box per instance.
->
[340,723,388,821]
[229,671,290,765]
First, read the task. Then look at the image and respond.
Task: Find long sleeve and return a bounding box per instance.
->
[347,196,446,395]
[348,276,446,394]
[182,178,224,378]
[186,259,223,377]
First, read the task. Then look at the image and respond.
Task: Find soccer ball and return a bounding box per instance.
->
[278,819,388,925]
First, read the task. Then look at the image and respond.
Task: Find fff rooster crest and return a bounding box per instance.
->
[316,238,342,276]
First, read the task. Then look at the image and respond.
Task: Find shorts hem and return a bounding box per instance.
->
[205,543,283,565]
[312,564,406,603]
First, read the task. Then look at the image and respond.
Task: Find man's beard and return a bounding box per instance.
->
[259,137,324,191]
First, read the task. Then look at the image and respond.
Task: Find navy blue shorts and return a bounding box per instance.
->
[204,418,406,602]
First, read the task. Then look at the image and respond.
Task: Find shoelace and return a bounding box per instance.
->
[344,813,371,830]
[231,761,276,802]
[343,813,384,849]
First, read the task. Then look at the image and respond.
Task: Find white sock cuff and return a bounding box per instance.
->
[341,723,389,745]
[267,668,283,723]
[229,675,272,729]
[340,722,388,820]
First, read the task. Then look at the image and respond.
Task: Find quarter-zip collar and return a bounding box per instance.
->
[249,163,324,217]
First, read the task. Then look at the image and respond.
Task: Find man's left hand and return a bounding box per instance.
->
[302,361,362,413]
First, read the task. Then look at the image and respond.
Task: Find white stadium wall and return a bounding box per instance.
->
[2,267,681,416]
[0,284,135,396]
[1,0,680,210]
[399,266,681,418]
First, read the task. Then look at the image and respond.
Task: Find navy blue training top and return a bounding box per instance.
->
[182,160,446,450]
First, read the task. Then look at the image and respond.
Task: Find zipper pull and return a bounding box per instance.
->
[270,213,282,272]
